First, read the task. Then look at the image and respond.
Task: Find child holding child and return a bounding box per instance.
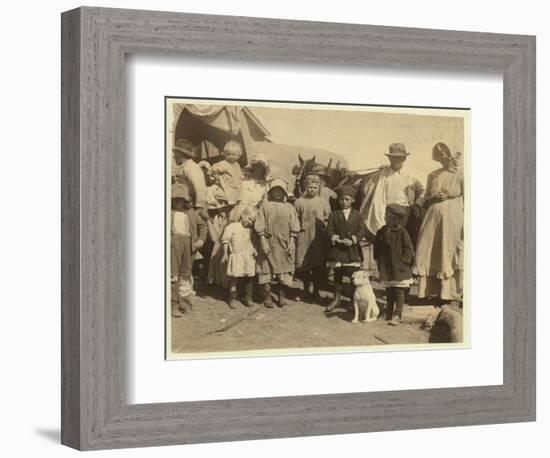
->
[221,206,258,309]
[170,183,207,318]
[325,186,365,312]
[373,203,415,325]
[294,174,331,301]
[255,179,300,308]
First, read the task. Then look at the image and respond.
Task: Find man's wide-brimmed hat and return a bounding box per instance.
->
[268,178,289,197]
[385,142,410,158]
[172,138,196,158]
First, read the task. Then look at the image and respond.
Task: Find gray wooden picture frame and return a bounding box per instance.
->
[61,6,536,451]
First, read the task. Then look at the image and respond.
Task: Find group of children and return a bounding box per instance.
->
[171,138,416,325]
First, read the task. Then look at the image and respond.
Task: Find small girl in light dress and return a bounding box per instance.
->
[221,206,258,309]
[211,140,243,207]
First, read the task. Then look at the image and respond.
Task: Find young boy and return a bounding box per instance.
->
[325,186,365,312]
[170,183,207,317]
[373,204,414,325]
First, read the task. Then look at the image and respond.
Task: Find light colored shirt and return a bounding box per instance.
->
[173,158,207,209]
[359,165,426,240]
[343,208,352,220]
[172,211,190,236]
[383,167,425,207]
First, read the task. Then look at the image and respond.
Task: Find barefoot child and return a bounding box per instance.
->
[294,175,330,301]
[221,206,258,309]
[255,179,300,308]
[325,186,365,312]
[170,184,207,317]
[373,204,415,325]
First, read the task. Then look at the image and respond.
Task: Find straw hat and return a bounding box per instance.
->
[385,142,410,158]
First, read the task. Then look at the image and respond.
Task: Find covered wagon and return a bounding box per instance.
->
[171,103,348,186]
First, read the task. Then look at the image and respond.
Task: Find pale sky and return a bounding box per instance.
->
[251,105,467,184]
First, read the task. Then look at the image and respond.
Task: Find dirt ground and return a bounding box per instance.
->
[170,279,438,355]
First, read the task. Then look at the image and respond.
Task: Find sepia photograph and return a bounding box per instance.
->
[166,97,469,358]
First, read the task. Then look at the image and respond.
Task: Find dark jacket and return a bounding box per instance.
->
[326,208,365,264]
[373,225,414,282]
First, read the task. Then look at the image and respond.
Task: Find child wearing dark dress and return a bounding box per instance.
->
[325,186,365,312]
[373,204,415,325]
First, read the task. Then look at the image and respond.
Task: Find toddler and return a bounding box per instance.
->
[211,140,243,206]
[221,206,258,308]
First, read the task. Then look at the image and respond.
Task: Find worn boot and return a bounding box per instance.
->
[311,282,322,304]
[242,278,254,307]
[179,295,192,314]
[227,288,239,309]
[171,300,182,318]
[263,283,274,308]
[325,283,342,312]
[178,277,193,311]
[277,284,287,308]
[389,288,404,325]
[171,281,182,318]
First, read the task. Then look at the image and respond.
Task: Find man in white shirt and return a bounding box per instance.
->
[359,142,425,245]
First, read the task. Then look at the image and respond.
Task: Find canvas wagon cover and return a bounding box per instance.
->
[172,103,349,184]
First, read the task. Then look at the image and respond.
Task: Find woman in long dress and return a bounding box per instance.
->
[413,143,464,306]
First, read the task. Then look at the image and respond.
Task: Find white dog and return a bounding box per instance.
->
[351,270,380,323]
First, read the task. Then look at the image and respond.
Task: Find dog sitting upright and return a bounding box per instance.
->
[351,270,380,323]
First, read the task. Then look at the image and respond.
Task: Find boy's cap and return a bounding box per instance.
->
[171,183,192,201]
[386,203,407,217]
[336,185,356,198]
[172,138,195,158]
